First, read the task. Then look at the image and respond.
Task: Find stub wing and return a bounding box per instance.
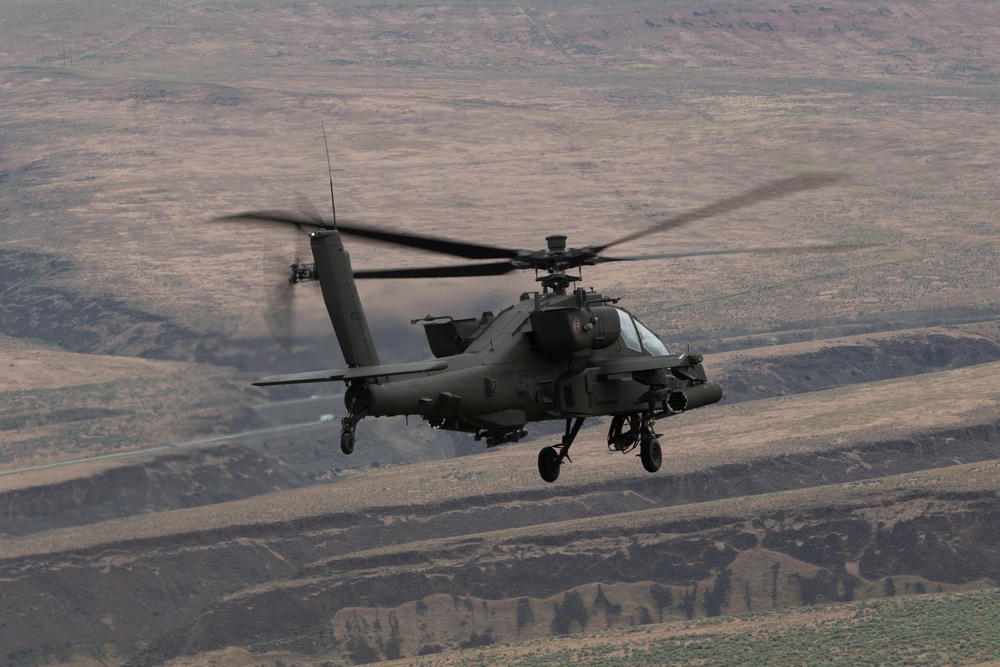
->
[253,360,448,386]
[597,354,700,376]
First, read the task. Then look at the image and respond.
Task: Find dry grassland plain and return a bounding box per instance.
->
[1,0,999,462]
[2,1,1000,665]
[2,1,998,341]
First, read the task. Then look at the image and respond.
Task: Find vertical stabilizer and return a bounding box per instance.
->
[310,229,381,367]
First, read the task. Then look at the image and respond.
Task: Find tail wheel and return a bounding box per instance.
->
[640,437,662,473]
[340,431,355,455]
[538,446,561,483]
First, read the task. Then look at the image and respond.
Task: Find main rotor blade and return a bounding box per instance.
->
[295,195,326,226]
[335,223,520,261]
[354,261,516,279]
[600,242,874,262]
[596,172,846,253]
[216,211,327,232]
[217,211,521,260]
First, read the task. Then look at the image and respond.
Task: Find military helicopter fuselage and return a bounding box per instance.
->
[364,284,723,435]
[226,171,846,482]
[253,228,722,481]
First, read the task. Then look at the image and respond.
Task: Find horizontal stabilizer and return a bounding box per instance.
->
[254,360,448,386]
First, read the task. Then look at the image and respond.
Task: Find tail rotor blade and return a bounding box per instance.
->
[261,233,312,353]
[263,274,297,352]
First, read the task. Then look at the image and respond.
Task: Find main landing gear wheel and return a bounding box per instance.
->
[538,446,561,483]
[340,431,355,455]
[536,417,585,483]
[640,437,662,473]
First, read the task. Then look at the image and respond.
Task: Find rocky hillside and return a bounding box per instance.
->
[2,360,1000,665]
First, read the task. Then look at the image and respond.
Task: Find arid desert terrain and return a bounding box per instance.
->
[2,1,1000,665]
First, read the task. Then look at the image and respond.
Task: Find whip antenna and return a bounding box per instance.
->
[321,120,337,228]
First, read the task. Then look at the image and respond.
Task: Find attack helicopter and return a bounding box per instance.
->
[220,171,848,482]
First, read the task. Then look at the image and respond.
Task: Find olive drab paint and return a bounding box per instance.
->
[309,229,380,368]
[226,170,850,482]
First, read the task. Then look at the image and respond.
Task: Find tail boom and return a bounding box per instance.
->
[310,229,380,367]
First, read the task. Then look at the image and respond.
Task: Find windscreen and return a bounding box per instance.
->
[634,318,669,356]
[616,309,641,352]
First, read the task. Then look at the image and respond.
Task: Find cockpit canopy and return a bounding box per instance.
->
[527,306,669,357]
[616,308,670,356]
[421,304,669,359]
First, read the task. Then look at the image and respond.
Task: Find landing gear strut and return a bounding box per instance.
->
[538,417,585,483]
[340,381,370,455]
[340,415,359,455]
[607,413,661,473]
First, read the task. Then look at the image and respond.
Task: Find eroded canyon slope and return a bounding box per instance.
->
[3,360,1000,665]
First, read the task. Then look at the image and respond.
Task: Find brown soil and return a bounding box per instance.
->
[2,1,1000,665]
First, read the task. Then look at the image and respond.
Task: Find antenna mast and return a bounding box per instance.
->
[321,121,337,228]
